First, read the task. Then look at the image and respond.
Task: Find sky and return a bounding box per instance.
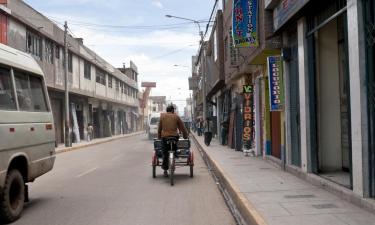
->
[24,0,217,113]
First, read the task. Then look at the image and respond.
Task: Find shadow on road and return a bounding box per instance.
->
[0,197,52,225]
[151,173,194,186]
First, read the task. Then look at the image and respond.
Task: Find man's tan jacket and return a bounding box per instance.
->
[158,112,188,139]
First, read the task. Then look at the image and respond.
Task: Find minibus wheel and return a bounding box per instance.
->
[0,169,25,223]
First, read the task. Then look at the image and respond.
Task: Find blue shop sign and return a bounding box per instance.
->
[273,0,309,31]
[267,56,285,111]
[232,0,258,47]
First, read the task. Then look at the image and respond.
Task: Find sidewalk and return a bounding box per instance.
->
[192,133,375,225]
[55,131,145,154]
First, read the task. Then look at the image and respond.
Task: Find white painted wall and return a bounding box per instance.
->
[347,0,367,197]
[298,18,310,173]
[95,83,106,97]
[72,55,80,89]
[317,19,342,171]
[107,86,115,100]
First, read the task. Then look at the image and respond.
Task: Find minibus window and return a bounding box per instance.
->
[0,67,16,110]
[150,117,159,125]
[14,71,48,112]
[14,72,33,111]
[29,76,48,112]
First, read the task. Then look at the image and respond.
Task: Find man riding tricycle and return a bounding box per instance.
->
[151,104,194,186]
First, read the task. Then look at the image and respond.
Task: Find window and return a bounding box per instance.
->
[55,45,60,59]
[121,82,124,93]
[14,71,48,112]
[115,79,119,91]
[0,67,16,110]
[108,75,112,88]
[126,85,129,96]
[229,28,239,66]
[214,29,218,61]
[84,60,91,80]
[68,52,73,72]
[96,68,106,85]
[26,31,42,59]
[45,39,54,64]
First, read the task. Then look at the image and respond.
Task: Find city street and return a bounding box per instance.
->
[1,1,374,224]
[10,134,236,225]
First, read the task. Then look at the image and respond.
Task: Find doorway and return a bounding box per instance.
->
[270,112,281,159]
[93,109,99,139]
[308,14,352,188]
[76,109,84,140]
[287,28,301,167]
[51,99,63,145]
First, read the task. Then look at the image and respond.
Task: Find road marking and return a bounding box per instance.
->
[76,167,98,178]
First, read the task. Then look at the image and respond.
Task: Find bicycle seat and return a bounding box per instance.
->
[164,137,178,145]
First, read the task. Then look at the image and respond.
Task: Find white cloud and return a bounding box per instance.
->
[49,13,196,110]
[151,1,163,9]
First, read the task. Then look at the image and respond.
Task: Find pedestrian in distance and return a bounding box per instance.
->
[87,123,94,141]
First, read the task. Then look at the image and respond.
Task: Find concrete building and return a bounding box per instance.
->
[184,97,193,122]
[266,0,374,200]
[0,0,139,144]
[149,96,167,114]
[190,0,375,211]
[200,9,225,141]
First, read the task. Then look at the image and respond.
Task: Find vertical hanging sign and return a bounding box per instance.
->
[267,56,284,111]
[232,0,258,47]
[243,85,254,149]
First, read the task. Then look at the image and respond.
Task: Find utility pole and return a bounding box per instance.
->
[202,43,207,123]
[190,92,193,123]
[64,21,71,147]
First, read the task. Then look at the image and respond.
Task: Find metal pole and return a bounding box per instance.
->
[202,44,207,124]
[64,21,71,147]
[190,93,193,122]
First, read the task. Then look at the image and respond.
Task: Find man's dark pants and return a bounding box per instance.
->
[162,137,178,170]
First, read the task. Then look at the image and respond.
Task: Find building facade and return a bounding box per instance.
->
[190,0,375,208]
[0,0,139,145]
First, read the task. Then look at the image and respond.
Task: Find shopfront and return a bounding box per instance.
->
[306,0,352,188]
[282,25,302,167]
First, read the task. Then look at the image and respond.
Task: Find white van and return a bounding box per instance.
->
[0,43,55,222]
[148,113,160,140]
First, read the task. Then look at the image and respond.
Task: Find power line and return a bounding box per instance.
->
[150,44,198,60]
[47,15,209,29]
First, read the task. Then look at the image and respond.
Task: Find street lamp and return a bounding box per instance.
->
[173,64,189,68]
[165,14,203,41]
[166,15,204,129]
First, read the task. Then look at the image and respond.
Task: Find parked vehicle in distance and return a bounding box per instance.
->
[0,43,56,222]
[148,113,160,140]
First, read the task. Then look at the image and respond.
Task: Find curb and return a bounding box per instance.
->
[191,134,267,225]
[55,131,145,154]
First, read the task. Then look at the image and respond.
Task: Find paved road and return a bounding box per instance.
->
[10,134,236,225]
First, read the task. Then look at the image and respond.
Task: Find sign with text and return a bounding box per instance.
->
[273,0,309,31]
[267,56,284,111]
[232,0,258,47]
[243,85,254,149]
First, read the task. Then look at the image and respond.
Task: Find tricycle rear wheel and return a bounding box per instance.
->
[152,166,156,178]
